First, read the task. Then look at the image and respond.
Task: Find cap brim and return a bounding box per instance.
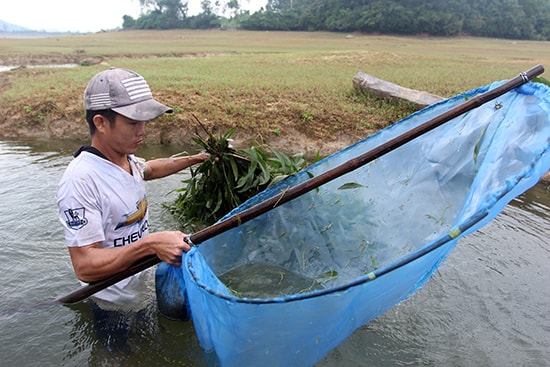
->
[112,99,173,122]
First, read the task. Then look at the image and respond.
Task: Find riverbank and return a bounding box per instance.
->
[2,103,548,185]
[0,55,385,159]
[1,73,549,184]
[0,94,358,160]
[1,31,548,182]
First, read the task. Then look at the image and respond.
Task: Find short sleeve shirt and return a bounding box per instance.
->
[57,151,151,308]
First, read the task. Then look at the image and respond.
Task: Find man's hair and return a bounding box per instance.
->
[85,109,118,135]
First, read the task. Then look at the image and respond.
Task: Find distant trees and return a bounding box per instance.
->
[122,0,550,40]
[190,0,222,29]
[122,0,221,29]
[124,0,189,29]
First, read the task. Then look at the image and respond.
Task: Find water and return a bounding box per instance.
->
[0,64,79,73]
[1,139,549,366]
[219,261,325,298]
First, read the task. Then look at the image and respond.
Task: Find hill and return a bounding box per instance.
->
[0,19,32,32]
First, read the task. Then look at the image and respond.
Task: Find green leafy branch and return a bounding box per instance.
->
[166,115,314,228]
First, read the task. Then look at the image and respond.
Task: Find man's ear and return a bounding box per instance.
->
[92,114,108,133]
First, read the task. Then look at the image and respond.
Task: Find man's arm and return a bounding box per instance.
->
[143,152,210,180]
[68,231,190,283]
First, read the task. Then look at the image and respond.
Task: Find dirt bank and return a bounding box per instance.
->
[3,109,548,185]
[0,105,358,159]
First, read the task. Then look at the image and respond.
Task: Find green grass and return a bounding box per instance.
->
[3,30,548,91]
[1,30,548,151]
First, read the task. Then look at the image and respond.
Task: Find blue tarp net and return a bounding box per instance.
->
[160,80,550,366]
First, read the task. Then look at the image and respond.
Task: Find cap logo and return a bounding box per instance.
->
[87,75,153,109]
[88,92,111,109]
[122,76,153,101]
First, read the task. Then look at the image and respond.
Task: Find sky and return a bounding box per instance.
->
[1,0,266,33]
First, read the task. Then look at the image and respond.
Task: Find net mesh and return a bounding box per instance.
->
[161,80,550,366]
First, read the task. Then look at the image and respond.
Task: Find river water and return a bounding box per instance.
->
[1,139,548,367]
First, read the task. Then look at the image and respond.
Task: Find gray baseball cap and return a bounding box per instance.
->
[83,67,172,121]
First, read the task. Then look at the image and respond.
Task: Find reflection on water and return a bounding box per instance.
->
[513,183,550,220]
[0,139,548,366]
[62,301,208,366]
[0,64,79,73]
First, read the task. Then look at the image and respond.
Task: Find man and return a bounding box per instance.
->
[57,67,209,312]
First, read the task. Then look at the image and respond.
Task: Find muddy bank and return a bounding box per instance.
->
[2,115,548,185]
[0,112,358,160]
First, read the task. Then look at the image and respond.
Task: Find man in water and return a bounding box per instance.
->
[57,67,209,351]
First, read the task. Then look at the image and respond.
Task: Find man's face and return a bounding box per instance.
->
[105,114,146,155]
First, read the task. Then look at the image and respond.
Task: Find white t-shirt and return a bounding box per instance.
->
[57,150,151,310]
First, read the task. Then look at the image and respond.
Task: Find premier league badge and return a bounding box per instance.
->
[64,207,88,230]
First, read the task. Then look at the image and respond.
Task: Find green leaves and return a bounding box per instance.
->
[533,76,550,87]
[166,121,313,228]
[337,182,367,190]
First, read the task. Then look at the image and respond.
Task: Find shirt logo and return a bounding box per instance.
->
[64,207,88,230]
[115,197,148,230]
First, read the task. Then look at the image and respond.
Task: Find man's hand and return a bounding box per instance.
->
[148,231,191,267]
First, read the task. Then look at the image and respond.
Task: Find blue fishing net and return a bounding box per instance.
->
[160,80,550,366]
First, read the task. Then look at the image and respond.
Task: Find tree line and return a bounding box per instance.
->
[123,0,550,41]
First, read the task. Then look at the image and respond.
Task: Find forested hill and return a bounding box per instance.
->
[124,0,550,41]
[241,0,550,40]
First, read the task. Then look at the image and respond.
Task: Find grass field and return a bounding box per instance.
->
[1,30,548,154]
